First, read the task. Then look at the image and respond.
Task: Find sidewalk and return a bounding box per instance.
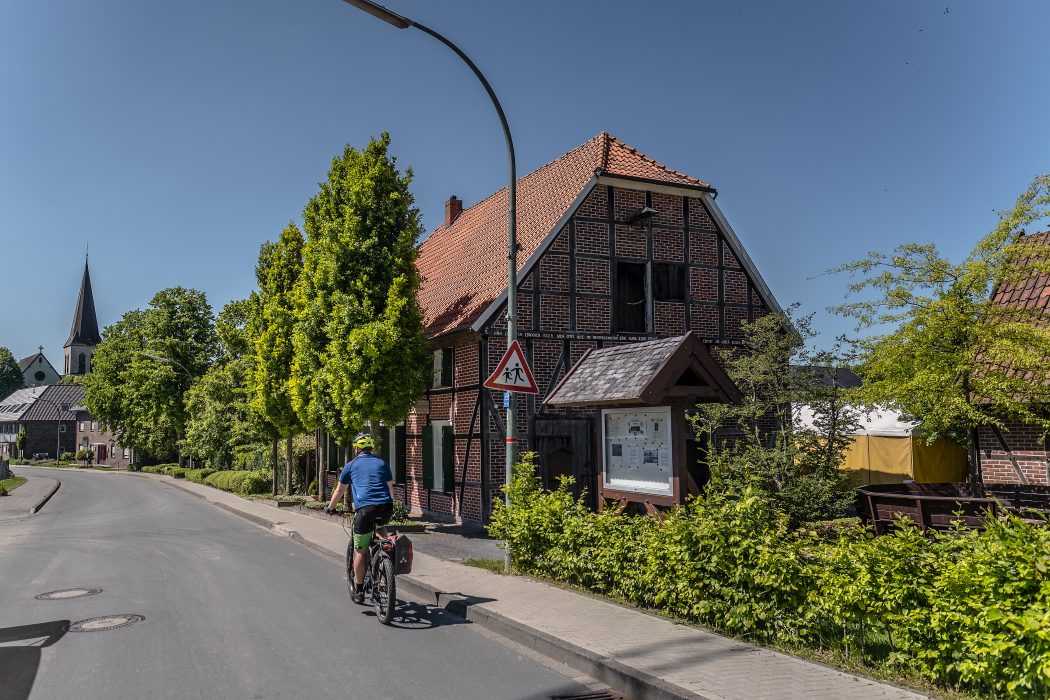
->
[0,475,60,520]
[142,473,928,700]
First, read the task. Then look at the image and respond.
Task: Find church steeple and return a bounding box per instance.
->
[64,256,102,375]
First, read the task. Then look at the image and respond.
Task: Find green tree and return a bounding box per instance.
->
[15,429,27,460]
[0,347,24,397]
[292,133,429,445]
[832,174,1050,487]
[691,310,856,524]
[254,224,305,494]
[182,298,267,468]
[82,288,217,460]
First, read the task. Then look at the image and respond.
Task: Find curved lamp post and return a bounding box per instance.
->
[339,0,518,571]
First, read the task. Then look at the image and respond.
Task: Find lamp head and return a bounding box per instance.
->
[341,0,411,29]
[627,206,657,225]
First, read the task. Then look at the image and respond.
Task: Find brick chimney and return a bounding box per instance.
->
[444,195,462,226]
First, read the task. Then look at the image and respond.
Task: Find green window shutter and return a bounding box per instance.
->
[395,425,407,485]
[378,429,389,463]
[441,425,455,494]
[422,424,434,490]
[440,347,453,387]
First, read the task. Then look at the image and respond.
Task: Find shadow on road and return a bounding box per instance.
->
[0,619,68,700]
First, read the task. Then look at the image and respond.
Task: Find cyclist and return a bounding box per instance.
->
[324,432,394,603]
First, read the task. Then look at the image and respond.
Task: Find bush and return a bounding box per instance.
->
[185,468,215,484]
[307,478,318,496]
[204,470,271,495]
[75,448,92,461]
[489,453,1050,698]
[391,499,410,524]
[60,452,74,462]
[0,485,7,496]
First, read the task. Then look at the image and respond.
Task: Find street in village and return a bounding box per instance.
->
[0,468,594,700]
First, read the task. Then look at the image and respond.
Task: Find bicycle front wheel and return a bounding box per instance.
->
[372,555,396,625]
[345,540,356,598]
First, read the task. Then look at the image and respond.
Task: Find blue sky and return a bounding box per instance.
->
[1,0,1048,363]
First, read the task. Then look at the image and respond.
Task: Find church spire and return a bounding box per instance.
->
[65,257,102,348]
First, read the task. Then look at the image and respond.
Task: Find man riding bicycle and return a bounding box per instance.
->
[324,433,394,604]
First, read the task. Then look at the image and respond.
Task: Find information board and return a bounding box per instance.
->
[601,406,673,496]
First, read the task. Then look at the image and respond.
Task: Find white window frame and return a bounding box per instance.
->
[431,419,451,493]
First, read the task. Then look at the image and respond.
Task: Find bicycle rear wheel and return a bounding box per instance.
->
[372,555,396,625]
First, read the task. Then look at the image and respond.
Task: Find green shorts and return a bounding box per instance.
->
[352,502,393,550]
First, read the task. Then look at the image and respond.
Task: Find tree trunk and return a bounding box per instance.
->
[271,436,278,497]
[285,434,293,495]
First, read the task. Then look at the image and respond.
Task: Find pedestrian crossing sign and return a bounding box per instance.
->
[484,340,539,394]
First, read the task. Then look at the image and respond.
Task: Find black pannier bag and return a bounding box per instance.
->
[393,534,413,575]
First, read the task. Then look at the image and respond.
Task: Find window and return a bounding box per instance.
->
[123,448,130,459]
[653,263,686,301]
[431,348,453,388]
[80,422,86,431]
[59,424,66,433]
[78,353,86,374]
[614,262,646,333]
[91,421,98,431]
[34,370,46,382]
[386,424,407,485]
[422,420,453,493]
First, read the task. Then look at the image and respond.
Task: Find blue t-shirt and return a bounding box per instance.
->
[339,452,393,507]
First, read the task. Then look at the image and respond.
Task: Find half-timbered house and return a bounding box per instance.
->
[388,132,784,523]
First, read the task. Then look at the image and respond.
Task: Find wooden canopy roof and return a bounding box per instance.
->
[545,332,741,408]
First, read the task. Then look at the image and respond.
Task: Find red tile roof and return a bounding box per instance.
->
[417,132,712,338]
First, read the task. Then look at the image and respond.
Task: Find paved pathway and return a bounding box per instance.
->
[0,475,59,521]
[143,472,930,700]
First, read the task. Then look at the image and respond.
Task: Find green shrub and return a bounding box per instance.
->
[204,470,271,495]
[0,485,7,496]
[489,453,1050,698]
[390,499,410,524]
[307,478,318,496]
[60,452,74,462]
[185,468,215,484]
[169,467,187,479]
[74,448,92,461]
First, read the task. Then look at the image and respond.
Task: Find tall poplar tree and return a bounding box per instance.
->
[253,224,305,494]
[292,133,429,445]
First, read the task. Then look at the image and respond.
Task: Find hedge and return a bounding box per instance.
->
[185,468,215,484]
[203,470,270,495]
[489,454,1050,699]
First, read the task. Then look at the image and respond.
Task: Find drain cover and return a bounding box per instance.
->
[67,614,144,633]
[35,588,103,601]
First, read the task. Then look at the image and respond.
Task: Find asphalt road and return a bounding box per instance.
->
[0,468,590,700]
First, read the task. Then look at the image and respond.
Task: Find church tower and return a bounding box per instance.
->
[64,257,102,375]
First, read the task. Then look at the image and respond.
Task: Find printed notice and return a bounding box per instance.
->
[658,447,672,471]
[610,442,624,468]
[627,444,642,468]
[627,419,645,437]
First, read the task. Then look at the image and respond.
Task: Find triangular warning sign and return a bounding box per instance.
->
[484,340,539,394]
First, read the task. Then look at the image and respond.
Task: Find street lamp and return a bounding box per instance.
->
[141,353,194,468]
[33,397,71,462]
[339,0,519,571]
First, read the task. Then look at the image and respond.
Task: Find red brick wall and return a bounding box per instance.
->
[979,423,1049,485]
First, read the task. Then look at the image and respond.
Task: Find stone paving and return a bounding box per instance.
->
[144,472,928,700]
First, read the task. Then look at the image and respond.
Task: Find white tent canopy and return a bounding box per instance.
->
[795,405,918,438]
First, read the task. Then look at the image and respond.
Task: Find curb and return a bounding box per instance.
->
[160,477,687,700]
[29,478,61,514]
[395,575,698,700]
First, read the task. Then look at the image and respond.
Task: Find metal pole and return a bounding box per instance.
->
[340,2,518,572]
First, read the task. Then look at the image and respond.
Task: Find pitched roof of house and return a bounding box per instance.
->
[20,384,84,421]
[65,259,102,348]
[545,332,740,407]
[416,132,714,338]
[0,386,47,422]
[991,231,1050,311]
[18,354,40,372]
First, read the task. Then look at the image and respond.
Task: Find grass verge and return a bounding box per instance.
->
[0,475,28,494]
[462,558,508,574]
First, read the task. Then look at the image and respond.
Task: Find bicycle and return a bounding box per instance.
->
[334,511,413,625]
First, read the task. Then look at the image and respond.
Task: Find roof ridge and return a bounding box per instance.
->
[605,134,709,188]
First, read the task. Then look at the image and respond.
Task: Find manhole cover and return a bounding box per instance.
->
[67,614,145,633]
[34,588,103,601]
